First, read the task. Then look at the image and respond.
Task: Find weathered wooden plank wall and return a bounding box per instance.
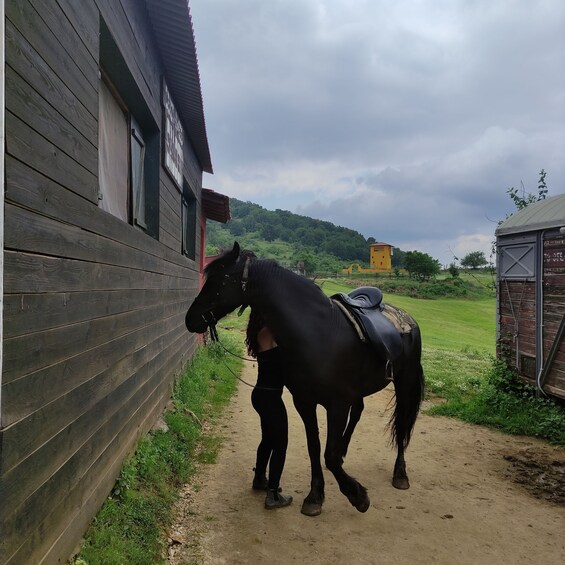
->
[498,280,536,367]
[0,0,205,562]
[542,236,565,398]
[498,233,565,399]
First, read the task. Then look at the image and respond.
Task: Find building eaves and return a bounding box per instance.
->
[145,0,213,174]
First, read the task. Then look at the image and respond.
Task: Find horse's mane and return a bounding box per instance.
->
[203,248,256,279]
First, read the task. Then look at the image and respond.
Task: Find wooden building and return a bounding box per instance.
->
[342,242,393,274]
[496,194,565,400]
[369,242,393,272]
[0,1,229,563]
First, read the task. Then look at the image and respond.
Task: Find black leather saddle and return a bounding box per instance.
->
[331,286,404,366]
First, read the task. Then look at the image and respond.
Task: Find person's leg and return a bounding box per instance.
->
[264,396,292,509]
[251,389,272,489]
[267,398,288,490]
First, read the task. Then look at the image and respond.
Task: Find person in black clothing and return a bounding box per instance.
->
[246,310,293,509]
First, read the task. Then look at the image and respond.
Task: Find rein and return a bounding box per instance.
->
[207,322,284,392]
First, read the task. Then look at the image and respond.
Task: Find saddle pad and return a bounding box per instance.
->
[381,304,417,335]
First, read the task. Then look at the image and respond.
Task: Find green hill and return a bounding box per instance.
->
[206,197,406,273]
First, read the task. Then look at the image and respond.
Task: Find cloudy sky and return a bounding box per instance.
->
[190,0,565,265]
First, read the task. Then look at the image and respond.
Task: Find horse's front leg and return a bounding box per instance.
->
[325,404,370,513]
[293,397,325,516]
[340,398,364,460]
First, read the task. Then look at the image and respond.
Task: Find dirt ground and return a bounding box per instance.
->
[168,362,565,565]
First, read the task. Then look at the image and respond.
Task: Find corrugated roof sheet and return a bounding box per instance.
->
[496,194,565,236]
[202,188,231,223]
[145,0,213,173]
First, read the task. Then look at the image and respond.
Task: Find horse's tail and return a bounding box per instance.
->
[388,326,425,450]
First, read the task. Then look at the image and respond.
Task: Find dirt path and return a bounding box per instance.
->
[169,362,565,565]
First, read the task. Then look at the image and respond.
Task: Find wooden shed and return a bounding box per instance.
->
[0,1,228,563]
[496,194,565,400]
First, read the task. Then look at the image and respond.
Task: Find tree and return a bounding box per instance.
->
[293,252,318,275]
[228,220,245,236]
[404,251,441,281]
[491,169,550,267]
[448,262,460,278]
[507,169,548,211]
[260,223,279,242]
[392,248,406,268]
[460,251,488,269]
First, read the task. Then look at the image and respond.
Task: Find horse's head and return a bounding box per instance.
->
[185,241,252,334]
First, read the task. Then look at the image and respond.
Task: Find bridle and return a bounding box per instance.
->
[201,255,252,343]
[199,256,281,391]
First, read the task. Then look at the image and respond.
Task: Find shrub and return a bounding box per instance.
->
[429,358,565,446]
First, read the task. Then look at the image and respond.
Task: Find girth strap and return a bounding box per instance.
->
[332,299,366,342]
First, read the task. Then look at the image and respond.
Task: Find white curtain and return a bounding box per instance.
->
[98,80,129,221]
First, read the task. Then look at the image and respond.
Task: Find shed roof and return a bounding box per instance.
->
[496,194,565,236]
[145,0,213,174]
[202,188,231,223]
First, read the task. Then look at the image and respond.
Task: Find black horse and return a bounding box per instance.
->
[185,242,424,516]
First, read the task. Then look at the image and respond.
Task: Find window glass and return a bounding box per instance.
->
[182,183,197,260]
[131,116,147,229]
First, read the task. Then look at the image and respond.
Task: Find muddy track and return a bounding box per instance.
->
[169,362,565,565]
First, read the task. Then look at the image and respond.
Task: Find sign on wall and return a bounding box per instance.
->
[162,80,184,188]
[544,237,565,275]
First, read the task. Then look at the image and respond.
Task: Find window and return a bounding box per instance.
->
[499,238,536,280]
[98,19,159,238]
[98,79,128,221]
[182,181,197,260]
[130,116,147,229]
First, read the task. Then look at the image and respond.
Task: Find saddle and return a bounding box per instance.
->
[331,286,406,371]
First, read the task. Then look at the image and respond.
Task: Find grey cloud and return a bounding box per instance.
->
[190,0,565,262]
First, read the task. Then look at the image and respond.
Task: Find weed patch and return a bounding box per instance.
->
[73,330,241,565]
[428,360,565,446]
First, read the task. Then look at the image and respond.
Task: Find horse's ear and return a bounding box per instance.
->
[221,241,240,266]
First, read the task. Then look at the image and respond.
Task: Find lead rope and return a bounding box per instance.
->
[208,321,283,392]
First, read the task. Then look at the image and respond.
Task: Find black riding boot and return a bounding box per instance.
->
[265,489,293,509]
[252,468,268,491]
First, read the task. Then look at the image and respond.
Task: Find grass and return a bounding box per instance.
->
[429,360,565,446]
[73,327,242,565]
[319,278,495,354]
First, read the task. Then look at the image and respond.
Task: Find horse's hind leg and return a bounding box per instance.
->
[293,397,325,517]
[393,444,409,490]
[340,398,364,460]
[391,355,424,490]
[325,405,370,513]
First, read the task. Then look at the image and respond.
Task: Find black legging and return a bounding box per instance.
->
[251,348,288,491]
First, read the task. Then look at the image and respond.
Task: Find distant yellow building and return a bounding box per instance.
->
[342,242,393,274]
[369,242,393,272]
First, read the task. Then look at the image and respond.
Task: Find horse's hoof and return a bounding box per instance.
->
[392,477,410,490]
[301,501,322,517]
[355,494,370,513]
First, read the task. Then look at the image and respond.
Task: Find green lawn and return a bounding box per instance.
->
[319,279,495,354]
[384,295,495,354]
